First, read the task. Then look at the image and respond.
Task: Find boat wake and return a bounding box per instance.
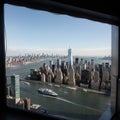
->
[56,97,79,106]
[37,89,101,112]
[41,94,57,98]
[40,95,102,112]
[56,97,101,112]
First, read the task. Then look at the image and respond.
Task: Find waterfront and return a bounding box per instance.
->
[6,58,111,120]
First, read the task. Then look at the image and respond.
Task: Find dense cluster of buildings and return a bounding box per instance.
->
[6,48,111,115]
[6,54,66,68]
[27,48,111,91]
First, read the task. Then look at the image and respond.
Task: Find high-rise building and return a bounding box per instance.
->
[68,48,73,69]
[55,68,63,84]
[41,73,46,82]
[57,59,61,68]
[49,60,53,69]
[84,60,87,70]
[91,59,94,69]
[11,75,20,103]
[105,62,109,69]
[68,67,76,86]
[80,58,84,70]
[6,85,11,97]
[74,57,81,74]
[61,61,66,70]
[75,58,79,64]
[24,98,31,110]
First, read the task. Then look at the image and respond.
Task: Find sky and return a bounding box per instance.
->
[5,4,111,56]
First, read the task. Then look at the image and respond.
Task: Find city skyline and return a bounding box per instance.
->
[5,4,111,56]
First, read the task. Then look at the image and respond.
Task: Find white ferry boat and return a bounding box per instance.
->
[23,81,30,85]
[38,88,58,97]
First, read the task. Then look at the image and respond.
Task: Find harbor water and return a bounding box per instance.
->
[6,58,111,120]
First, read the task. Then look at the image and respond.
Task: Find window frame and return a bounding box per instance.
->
[0,1,120,119]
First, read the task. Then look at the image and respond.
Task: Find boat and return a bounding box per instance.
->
[66,86,77,90]
[83,88,87,92]
[37,88,58,97]
[23,81,30,85]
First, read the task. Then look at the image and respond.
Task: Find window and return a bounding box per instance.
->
[4,4,113,120]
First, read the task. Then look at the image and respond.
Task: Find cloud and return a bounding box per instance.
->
[73,47,111,56]
[6,47,111,56]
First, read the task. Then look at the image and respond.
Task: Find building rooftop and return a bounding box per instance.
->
[30,104,41,109]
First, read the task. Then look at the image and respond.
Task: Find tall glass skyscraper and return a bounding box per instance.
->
[11,75,20,103]
[68,48,73,68]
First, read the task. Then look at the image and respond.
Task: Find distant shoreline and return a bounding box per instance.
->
[6,58,47,68]
[6,56,66,68]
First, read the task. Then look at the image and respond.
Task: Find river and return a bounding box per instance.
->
[6,58,111,120]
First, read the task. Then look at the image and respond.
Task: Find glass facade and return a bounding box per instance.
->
[11,75,20,103]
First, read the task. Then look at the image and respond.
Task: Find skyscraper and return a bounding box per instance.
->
[11,75,20,103]
[49,60,53,69]
[55,67,63,84]
[57,59,61,68]
[24,98,31,110]
[68,48,73,69]
[91,59,94,70]
[68,67,76,86]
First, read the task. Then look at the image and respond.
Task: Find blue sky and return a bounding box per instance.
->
[5,4,111,56]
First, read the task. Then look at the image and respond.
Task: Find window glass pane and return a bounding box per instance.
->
[5,4,112,120]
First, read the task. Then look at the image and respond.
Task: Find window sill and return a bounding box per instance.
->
[2,107,64,120]
[0,106,115,120]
